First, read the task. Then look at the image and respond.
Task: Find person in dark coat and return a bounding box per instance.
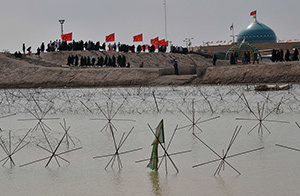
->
[137,45,142,53]
[293,48,299,61]
[74,55,79,66]
[36,47,41,57]
[87,56,91,66]
[253,52,259,64]
[112,56,116,67]
[27,46,31,55]
[67,55,71,65]
[213,54,217,66]
[173,61,179,75]
[80,56,84,67]
[285,49,290,61]
[22,43,26,54]
[230,53,235,65]
[40,42,45,53]
[280,49,284,62]
[91,56,96,66]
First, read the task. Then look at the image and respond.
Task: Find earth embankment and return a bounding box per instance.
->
[0,51,299,89]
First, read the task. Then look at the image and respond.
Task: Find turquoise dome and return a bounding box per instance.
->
[237,21,277,43]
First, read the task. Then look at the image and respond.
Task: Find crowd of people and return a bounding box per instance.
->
[271,48,299,62]
[229,51,255,65]
[17,39,190,57]
[228,48,300,65]
[67,54,129,68]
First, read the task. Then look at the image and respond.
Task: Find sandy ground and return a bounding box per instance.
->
[0,51,299,89]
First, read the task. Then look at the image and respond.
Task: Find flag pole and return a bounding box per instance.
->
[164,0,168,40]
[232,24,235,43]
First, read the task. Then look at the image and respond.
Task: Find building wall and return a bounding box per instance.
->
[193,42,300,55]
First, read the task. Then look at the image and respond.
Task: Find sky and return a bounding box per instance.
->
[1,0,300,52]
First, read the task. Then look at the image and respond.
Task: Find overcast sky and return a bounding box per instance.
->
[1,0,299,52]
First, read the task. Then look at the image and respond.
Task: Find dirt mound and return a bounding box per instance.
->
[1,51,300,89]
[195,61,300,85]
[0,51,210,88]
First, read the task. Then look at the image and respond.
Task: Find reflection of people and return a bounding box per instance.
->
[173,61,179,75]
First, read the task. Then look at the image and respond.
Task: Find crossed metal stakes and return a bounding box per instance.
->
[236,99,290,135]
[59,118,76,146]
[0,129,31,167]
[20,121,82,168]
[152,89,176,113]
[56,90,80,113]
[136,124,191,174]
[119,88,132,104]
[276,122,300,155]
[174,87,194,103]
[89,101,135,133]
[177,99,220,134]
[102,88,118,101]
[18,99,60,134]
[198,89,215,114]
[192,126,264,175]
[0,113,16,121]
[79,88,99,103]
[94,125,142,170]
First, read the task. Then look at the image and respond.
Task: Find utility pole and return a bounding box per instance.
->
[58,20,65,35]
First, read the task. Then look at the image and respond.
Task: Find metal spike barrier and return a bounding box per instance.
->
[177,99,220,134]
[236,98,290,135]
[93,126,142,170]
[192,126,264,176]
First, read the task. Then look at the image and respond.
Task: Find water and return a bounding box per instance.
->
[0,85,299,195]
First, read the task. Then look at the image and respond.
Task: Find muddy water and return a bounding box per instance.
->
[0,86,299,195]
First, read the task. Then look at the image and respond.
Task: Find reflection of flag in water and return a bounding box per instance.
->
[147,120,165,171]
[61,32,72,41]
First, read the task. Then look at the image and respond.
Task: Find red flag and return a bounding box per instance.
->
[106,33,115,42]
[159,39,168,46]
[61,32,72,41]
[133,33,143,42]
[159,39,165,46]
[250,10,257,16]
[151,37,159,46]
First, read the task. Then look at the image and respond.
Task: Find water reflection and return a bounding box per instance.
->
[149,171,162,196]
[214,176,233,196]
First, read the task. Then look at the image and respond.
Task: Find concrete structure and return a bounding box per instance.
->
[193,19,300,58]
